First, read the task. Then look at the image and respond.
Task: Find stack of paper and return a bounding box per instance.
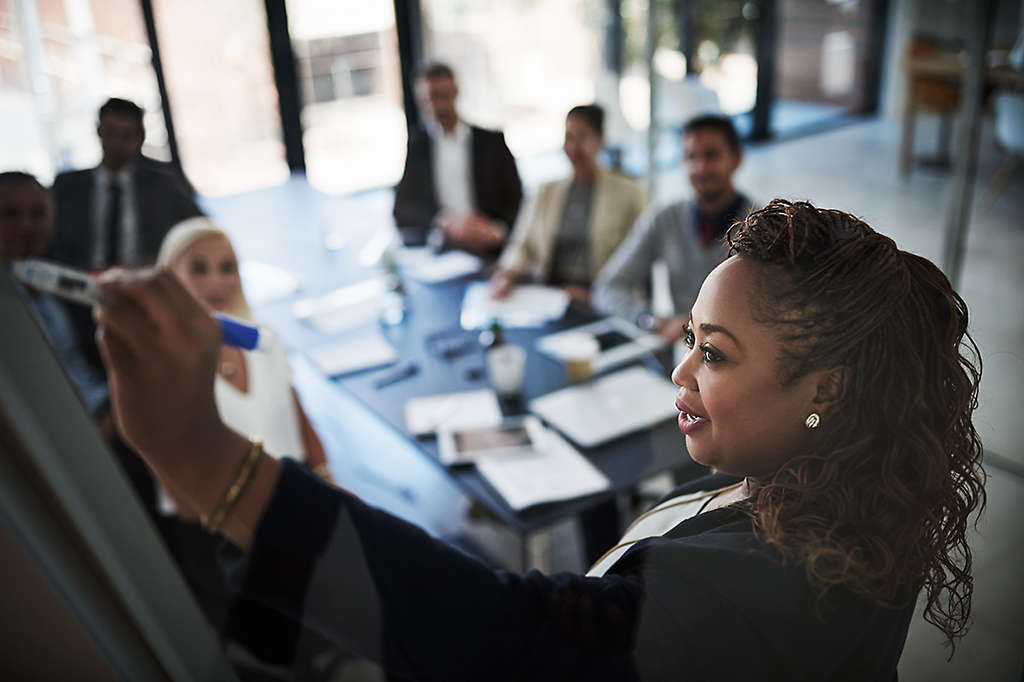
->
[475,427,610,510]
[404,389,503,436]
[460,283,570,330]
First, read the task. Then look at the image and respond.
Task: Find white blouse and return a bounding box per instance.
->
[586,483,741,578]
[213,328,305,462]
[158,328,305,515]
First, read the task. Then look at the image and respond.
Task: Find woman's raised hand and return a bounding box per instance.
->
[94,267,253,520]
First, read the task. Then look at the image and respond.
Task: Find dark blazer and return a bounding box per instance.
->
[50,160,202,269]
[392,123,523,250]
[226,461,914,681]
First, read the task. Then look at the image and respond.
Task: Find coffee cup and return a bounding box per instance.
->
[559,333,600,383]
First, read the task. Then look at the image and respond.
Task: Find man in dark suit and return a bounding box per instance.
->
[393,63,523,257]
[50,97,202,270]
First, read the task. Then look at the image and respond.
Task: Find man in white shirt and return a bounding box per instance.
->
[393,63,523,257]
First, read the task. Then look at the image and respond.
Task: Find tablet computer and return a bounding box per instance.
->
[438,416,544,466]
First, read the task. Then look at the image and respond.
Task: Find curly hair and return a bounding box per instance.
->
[725,199,986,651]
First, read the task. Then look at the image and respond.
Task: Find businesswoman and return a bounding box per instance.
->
[95,199,985,680]
[491,104,646,302]
[155,217,331,518]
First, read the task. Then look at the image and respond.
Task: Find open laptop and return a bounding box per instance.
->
[528,365,680,448]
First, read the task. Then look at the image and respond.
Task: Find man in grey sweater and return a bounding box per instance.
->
[593,115,755,341]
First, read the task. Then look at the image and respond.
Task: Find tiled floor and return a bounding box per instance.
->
[208,115,1023,681]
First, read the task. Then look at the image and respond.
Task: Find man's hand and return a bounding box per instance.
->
[442,213,506,252]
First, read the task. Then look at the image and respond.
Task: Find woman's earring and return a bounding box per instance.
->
[804,413,820,430]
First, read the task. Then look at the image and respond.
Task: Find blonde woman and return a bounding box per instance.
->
[155,217,330,517]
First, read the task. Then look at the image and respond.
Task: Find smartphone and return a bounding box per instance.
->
[594,330,632,351]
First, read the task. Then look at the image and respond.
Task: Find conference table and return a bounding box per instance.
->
[215,183,700,570]
[347,278,691,508]
[298,271,701,569]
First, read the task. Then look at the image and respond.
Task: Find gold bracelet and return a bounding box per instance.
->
[204,438,263,535]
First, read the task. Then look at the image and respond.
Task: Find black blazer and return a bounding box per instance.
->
[50,160,202,269]
[226,462,913,681]
[392,124,523,249]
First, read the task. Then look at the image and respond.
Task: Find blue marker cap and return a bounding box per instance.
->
[214,313,261,351]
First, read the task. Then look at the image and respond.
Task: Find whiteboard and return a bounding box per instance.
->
[0,266,237,681]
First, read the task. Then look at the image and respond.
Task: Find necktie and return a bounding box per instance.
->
[105,181,122,267]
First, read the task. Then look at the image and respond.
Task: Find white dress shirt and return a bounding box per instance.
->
[92,164,140,268]
[431,119,474,218]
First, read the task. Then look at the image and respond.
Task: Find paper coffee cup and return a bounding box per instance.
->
[559,333,600,383]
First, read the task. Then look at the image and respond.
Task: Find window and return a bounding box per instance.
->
[422,0,605,184]
[151,0,289,196]
[773,0,876,135]
[0,0,167,182]
[288,0,406,195]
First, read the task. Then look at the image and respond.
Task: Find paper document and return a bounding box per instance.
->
[475,426,610,510]
[240,261,300,306]
[404,389,503,436]
[406,250,483,283]
[307,329,398,377]
[292,278,389,334]
[460,283,570,330]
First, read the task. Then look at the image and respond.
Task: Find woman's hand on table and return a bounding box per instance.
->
[94,267,279,548]
[489,270,516,299]
[560,284,591,304]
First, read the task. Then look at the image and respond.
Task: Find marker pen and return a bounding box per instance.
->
[10,259,270,351]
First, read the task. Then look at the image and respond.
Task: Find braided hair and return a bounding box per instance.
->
[726,199,985,651]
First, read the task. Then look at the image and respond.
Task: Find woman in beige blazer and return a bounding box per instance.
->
[490,105,647,302]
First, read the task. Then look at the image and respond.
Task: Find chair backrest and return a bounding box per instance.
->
[994,91,1024,153]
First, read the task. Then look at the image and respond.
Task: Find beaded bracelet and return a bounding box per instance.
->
[204,438,263,535]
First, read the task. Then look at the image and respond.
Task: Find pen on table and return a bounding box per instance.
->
[10,259,270,351]
[374,362,419,389]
